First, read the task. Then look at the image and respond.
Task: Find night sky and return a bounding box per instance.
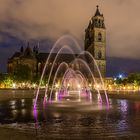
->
[0,0,140,77]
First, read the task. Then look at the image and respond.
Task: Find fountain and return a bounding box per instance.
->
[34,35,109,110]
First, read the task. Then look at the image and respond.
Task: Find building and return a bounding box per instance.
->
[7,44,74,79]
[8,6,106,80]
[8,43,37,77]
[85,5,106,77]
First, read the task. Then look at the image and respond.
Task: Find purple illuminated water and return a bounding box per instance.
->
[0,90,140,139]
[34,36,109,109]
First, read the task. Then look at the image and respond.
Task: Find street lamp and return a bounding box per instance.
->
[119,74,123,79]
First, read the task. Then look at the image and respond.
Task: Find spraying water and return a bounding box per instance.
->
[34,35,109,109]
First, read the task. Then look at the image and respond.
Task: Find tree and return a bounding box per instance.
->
[121,78,128,86]
[128,73,140,85]
[0,74,13,87]
[13,64,32,82]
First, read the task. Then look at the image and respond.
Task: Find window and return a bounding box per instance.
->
[98,20,102,27]
[99,20,101,27]
[98,33,102,42]
[98,51,102,59]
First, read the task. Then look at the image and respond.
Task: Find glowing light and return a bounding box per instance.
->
[96,84,100,89]
[128,86,130,90]
[119,74,122,79]
[67,83,70,87]
[89,84,91,87]
[77,84,81,88]
[12,83,16,88]
[114,78,117,81]
[55,84,59,88]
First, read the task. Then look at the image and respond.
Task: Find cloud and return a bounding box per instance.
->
[0,0,140,59]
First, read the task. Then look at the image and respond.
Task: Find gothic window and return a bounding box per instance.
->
[95,19,98,27]
[98,51,102,59]
[98,33,102,42]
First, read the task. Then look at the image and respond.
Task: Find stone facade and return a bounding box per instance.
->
[8,44,37,76]
[85,6,106,77]
[7,44,74,79]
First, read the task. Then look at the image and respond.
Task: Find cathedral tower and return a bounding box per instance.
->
[85,6,106,77]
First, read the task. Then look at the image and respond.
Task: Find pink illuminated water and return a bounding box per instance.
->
[34,35,109,110]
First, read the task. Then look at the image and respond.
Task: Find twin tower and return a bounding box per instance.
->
[85,6,106,77]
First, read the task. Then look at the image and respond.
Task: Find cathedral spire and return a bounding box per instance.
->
[94,5,102,17]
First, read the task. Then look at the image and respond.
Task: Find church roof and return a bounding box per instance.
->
[8,52,21,62]
[11,52,21,59]
[37,53,75,63]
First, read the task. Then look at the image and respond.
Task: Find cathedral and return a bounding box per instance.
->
[7,6,106,79]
